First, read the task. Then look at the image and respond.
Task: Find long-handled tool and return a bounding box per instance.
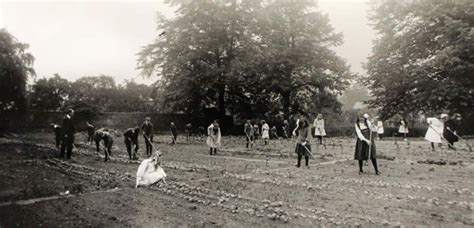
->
[428,125,454,148]
[446,128,472,152]
[143,134,159,156]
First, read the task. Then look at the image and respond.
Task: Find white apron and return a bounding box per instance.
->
[206,124,221,148]
[425,117,444,143]
[261,123,270,139]
[313,119,326,136]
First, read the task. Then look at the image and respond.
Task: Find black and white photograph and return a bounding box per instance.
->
[0,0,473,226]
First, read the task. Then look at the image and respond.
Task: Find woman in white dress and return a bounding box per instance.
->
[206,121,221,155]
[261,120,270,145]
[425,114,448,151]
[313,113,326,145]
[136,151,167,188]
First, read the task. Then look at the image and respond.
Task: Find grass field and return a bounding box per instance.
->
[0,131,473,227]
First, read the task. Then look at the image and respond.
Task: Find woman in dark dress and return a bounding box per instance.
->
[354,113,380,175]
[443,113,462,149]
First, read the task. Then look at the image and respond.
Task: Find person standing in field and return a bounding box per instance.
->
[86,122,95,144]
[354,113,380,175]
[170,122,177,145]
[294,117,312,168]
[60,109,75,159]
[425,113,448,152]
[207,121,221,155]
[398,117,409,141]
[185,123,192,141]
[51,123,62,149]
[443,113,462,150]
[261,120,270,145]
[253,123,260,143]
[282,120,290,139]
[141,117,154,157]
[124,126,140,160]
[244,120,254,148]
[313,113,326,145]
[375,117,384,140]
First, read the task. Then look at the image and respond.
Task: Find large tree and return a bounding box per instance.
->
[365,0,474,118]
[138,0,351,119]
[0,29,35,110]
[30,74,71,110]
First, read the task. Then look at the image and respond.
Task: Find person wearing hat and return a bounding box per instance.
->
[313,113,326,145]
[261,120,270,145]
[141,117,154,157]
[398,117,409,141]
[60,109,75,159]
[354,113,380,175]
[443,113,462,149]
[244,120,254,148]
[294,117,312,168]
[207,121,221,155]
[124,126,140,160]
[425,113,448,151]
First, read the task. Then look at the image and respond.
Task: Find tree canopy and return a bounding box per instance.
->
[137,0,352,120]
[365,0,474,119]
[0,29,35,111]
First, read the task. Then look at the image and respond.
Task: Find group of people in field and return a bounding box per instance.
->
[52,109,466,179]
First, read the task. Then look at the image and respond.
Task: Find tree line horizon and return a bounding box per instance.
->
[1,0,473,125]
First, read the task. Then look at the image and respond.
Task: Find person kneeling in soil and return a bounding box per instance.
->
[124,127,140,160]
[354,113,380,175]
[294,118,312,168]
[136,151,167,188]
[96,130,114,162]
[207,121,221,155]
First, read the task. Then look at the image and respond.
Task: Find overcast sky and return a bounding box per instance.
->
[0,0,373,85]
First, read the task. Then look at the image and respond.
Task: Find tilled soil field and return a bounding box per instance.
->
[0,131,473,227]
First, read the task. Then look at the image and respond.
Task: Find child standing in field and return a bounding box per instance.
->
[261,120,270,145]
[398,117,409,141]
[51,123,62,149]
[185,123,192,141]
[354,113,380,175]
[253,123,260,143]
[207,121,221,155]
[294,117,312,168]
[282,120,290,139]
[313,113,326,145]
[425,113,448,151]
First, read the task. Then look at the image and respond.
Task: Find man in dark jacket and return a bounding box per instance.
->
[170,122,177,145]
[60,109,75,159]
[141,117,154,157]
[124,127,140,160]
[96,130,113,162]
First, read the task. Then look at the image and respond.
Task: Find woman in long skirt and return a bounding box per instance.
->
[354,113,380,175]
[443,113,462,149]
[425,114,448,151]
[313,113,326,145]
[294,117,312,168]
[206,121,221,155]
